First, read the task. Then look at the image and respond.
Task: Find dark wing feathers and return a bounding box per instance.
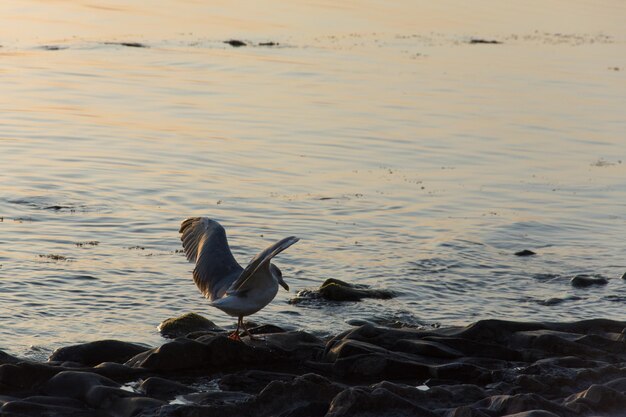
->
[179,217,243,301]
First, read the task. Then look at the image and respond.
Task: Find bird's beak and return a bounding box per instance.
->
[279,277,289,291]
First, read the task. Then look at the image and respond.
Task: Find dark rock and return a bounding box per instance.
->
[247,324,287,335]
[319,278,396,301]
[126,335,276,371]
[565,384,626,414]
[41,45,66,51]
[570,274,608,288]
[109,396,165,417]
[515,249,537,257]
[259,42,279,46]
[0,350,22,365]
[469,38,502,44]
[43,371,119,400]
[333,352,431,380]
[252,373,345,416]
[0,362,62,393]
[158,313,223,338]
[622,272,626,280]
[104,42,148,48]
[393,339,464,359]
[327,386,439,417]
[259,331,325,360]
[0,399,103,417]
[463,393,576,417]
[182,390,253,406]
[92,361,144,380]
[292,278,396,303]
[501,411,561,417]
[224,40,246,47]
[49,339,150,366]
[139,376,196,400]
[219,370,298,394]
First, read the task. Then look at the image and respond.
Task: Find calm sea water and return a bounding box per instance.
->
[1,0,625,359]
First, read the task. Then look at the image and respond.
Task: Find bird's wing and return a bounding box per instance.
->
[228,236,299,293]
[179,217,243,301]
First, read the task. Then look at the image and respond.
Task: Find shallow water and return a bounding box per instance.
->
[1,0,625,358]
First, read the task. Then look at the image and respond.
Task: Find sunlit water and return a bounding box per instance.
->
[1,0,625,358]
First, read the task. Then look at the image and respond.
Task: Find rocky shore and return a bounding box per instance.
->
[3,315,626,416]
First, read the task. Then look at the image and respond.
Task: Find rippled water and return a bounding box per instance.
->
[1,0,625,358]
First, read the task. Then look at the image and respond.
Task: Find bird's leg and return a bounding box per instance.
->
[240,318,257,341]
[228,317,242,341]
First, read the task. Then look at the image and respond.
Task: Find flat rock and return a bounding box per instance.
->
[49,340,150,366]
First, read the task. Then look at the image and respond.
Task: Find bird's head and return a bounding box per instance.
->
[270,264,289,291]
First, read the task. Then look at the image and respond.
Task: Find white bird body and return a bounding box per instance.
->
[211,268,278,317]
[179,217,299,339]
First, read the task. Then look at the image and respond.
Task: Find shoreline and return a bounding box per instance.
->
[2,316,626,416]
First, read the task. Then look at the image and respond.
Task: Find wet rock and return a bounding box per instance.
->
[251,373,345,416]
[49,340,150,366]
[461,393,576,417]
[103,41,148,48]
[247,323,286,335]
[469,38,502,44]
[182,390,253,406]
[111,397,165,417]
[327,386,439,417]
[258,42,279,46]
[393,339,464,359]
[219,370,298,394]
[139,376,196,400]
[258,331,325,360]
[570,274,608,288]
[502,411,561,417]
[158,312,223,338]
[0,350,22,365]
[565,384,626,414]
[0,398,98,417]
[292,278,396,303]
[92,361,144,380]
[43,371,119,400]
[515,249,536,257]
[224,39,246,47]
[41,45,66,51]
[0,362,63,393]
[126,335,275,371]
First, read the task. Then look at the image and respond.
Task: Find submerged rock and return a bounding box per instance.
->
[158,313,223,338]
[224,40,246,47]
[291,278,396,303]
[515,249,536,257]
[570,274,608,288]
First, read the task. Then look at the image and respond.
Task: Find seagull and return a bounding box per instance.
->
[179,217,299,340]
